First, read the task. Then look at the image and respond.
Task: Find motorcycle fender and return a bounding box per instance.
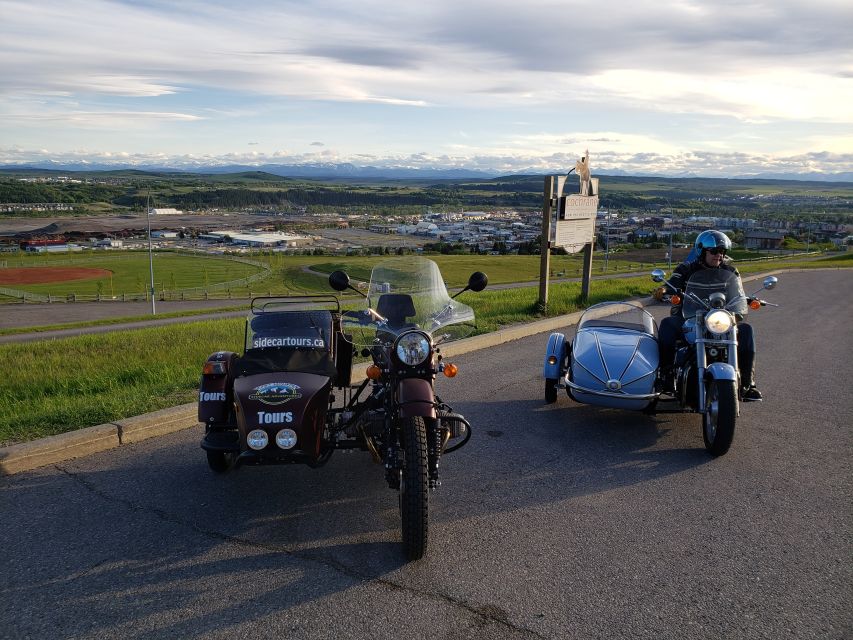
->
[397,378,436,419]
[544,332,567,379]
[198,351,237,425]
[705,362,738,382]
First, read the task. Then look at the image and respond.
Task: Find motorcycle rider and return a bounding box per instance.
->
[659,230,763,401]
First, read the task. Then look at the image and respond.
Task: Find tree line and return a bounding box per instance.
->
[0,180,125,204]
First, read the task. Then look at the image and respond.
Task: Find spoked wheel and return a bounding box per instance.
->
[545,378,558,404]
[206,450,234,473]
[702,379,737,456]
[399,416,428,561]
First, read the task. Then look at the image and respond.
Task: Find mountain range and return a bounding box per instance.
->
[1,161,852,183]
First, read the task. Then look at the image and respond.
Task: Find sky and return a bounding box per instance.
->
[1,0,852,177]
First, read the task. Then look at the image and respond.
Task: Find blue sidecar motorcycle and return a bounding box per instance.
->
[543,270,778,456]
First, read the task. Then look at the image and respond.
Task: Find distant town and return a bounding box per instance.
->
[2,171,851,256]
[6,206,852,257]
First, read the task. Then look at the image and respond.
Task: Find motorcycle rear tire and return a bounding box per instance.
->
[400,416,429,561]
[702,379,737,456]
[545,378,558,404]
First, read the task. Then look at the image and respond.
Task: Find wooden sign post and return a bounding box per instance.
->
[538,151,599,311]
[537,176,555,312]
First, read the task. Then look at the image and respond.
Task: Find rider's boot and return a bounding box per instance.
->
[740,351,763,402]
[657,365,676,395]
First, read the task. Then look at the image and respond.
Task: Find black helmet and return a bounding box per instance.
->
[694,230,732,255]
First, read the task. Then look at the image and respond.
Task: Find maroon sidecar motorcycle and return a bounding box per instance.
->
[198,256,487,560]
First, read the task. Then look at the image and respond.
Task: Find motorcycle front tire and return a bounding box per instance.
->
[399,416,429,561]
[702,379,737,456]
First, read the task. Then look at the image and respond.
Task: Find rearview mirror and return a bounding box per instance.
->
[329,270,350,292]
[452,271,489,299]
[762,276,778,290]
[651,269,666,283]
[467,271,488,292]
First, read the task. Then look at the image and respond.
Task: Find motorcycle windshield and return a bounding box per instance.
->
[682,269,748,318]
[577,301,657,336]
[343,256,476,346]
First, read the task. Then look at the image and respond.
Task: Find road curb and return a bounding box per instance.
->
[0,268,835,475]
[0,423,121,475]
[117,403,198,445]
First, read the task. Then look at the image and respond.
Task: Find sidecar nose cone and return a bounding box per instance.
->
[276,429,298,449]
[247,429,269,450]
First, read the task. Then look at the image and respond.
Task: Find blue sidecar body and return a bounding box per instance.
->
[545,302,660,411]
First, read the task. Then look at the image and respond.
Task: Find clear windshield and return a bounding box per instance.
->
[245,297,337,353]
[682,269,748,318]
[577,302,657,336]
[343,256,476,346]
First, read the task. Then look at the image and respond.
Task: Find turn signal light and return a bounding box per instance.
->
[670,294,681,305]
[443,363,458,378]
[203,361,227,375]
[366,364,382,380]
[749,299,761,310]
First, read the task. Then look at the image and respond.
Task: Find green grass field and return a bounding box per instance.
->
[0,250,673,303]
[1,251,266,299]
[0,319,244,445]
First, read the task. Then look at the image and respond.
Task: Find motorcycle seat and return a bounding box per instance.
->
[376,294,416,328]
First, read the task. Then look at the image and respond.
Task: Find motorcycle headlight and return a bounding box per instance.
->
[705,310,733,335]
[395,331,431,366]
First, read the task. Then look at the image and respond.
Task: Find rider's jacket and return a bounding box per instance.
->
[666,258,741,316]
[666,257,739,294]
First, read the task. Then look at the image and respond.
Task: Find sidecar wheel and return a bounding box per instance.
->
[399,416,428,561]
[545,378,558,404]
[702,379,737,456]
[206,451,233,473]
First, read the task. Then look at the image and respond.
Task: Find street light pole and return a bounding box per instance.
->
[603,203,610,272]
[146,193,156,315]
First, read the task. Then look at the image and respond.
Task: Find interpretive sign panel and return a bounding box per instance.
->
[555,217,595,252]
[555,193,597,252]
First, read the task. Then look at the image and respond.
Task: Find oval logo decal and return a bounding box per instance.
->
[249,382,302,405]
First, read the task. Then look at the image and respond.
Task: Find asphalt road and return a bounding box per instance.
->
[1,271,850,639]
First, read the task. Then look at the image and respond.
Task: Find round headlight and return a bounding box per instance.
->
[705,310,733,335]
[395,331,431,366]
[247,429,269,450]
[276,428,297,450]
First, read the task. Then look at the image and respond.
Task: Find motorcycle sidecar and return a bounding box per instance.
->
[544,302,660,411]
[199,296,352,472]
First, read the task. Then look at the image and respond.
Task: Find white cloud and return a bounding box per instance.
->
[0,0,851,176]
